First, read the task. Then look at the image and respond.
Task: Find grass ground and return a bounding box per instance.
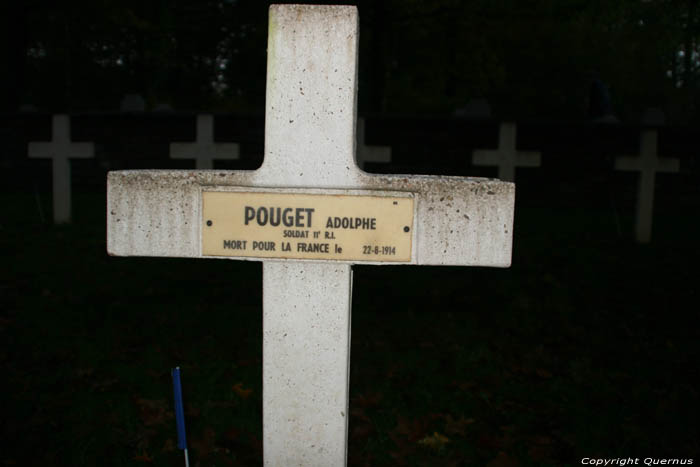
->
[1,190,698,466]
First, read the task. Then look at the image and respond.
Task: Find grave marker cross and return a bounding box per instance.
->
[615,130,679,243]
[29,114,94,223]
[356,118,391,169]
[170,114,240,169]
[472,122,541,182]
[107,5,514,466]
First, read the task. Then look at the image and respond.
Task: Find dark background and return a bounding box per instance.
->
[1,1,699,466]
[3,0,700,120]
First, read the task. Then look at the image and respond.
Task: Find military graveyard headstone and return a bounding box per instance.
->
[154,103,174,112]
[615,130,679,243]
[120,94,146,112]
[170,114,240,169]
[356,117,391,170]
[642,107,666,126]
[454,98,492,119]
[28,114,94,223]
[107,5,514,466]
[19,104,38,113]
[472,122,541,182]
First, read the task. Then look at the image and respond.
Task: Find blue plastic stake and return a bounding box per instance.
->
[171,367,190,467]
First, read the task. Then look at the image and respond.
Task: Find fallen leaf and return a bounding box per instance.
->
[161,439,176,453]
[134,398,173,426]
[457,381,476,391]
[353,392,383,408]
[185,404,200,418]
[391,416,427,443]
[444,415,475,437]
[223,427,240,442]
[146,368,166,379]
[75,367,94,378]
[532,435,553,445]
[418,431,449,451]
[237,358,259,367]
[528,444,554,462]
[191,426,217,458]
[206,400,236,409]
[478,434,503,450]
[350,409,371,430]
[91,378,118,392]
[232,383,253,399]
[0,317,12,330]
[535,368,552,379]
[350,421,375,441]
[386,364,400,379]
[132,451,153,463]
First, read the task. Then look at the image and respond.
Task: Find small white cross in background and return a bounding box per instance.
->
[28,115,94,223]
[120,94,146,112]
[615,130,680,243]
[170,114,240,169]
[356,117,391,169]
[108,6,514,466]
[472,122,541,182]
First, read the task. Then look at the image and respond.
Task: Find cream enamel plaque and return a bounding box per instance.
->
[201,190,414,262]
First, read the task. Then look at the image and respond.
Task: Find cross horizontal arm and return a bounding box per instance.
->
[107,170,514,267]
[28,142,95,160]
[615,155,680,172]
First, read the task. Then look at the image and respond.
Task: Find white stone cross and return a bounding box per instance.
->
[356,117,391,169]
[29,114,95,223]
[472,122,541,182]
[170,114,240,169]
[615,130,679,243]
[120,94,146,112]
[107,6,514,466]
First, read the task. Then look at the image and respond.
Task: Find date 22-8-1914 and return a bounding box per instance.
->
[363,245,396,255]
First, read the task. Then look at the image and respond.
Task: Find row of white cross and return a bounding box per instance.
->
[28,114,679,243]
[102,5,673,465]
[108,7,513,464]
[27,114,386,223]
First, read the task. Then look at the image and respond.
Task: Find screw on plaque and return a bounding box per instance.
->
[206,220,213,226]
[403,226,410,232]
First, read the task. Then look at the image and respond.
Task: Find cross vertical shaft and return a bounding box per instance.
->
[636,131,658,243]
[195,115,216,170]
[256,5,360,188]
[52,156,71,223]
[259,6,359,466]
[263,262,352,466]
[498,123,517,182]
[356,118,391,168]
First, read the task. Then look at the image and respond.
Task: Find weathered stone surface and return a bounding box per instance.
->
[108,170,513,267]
